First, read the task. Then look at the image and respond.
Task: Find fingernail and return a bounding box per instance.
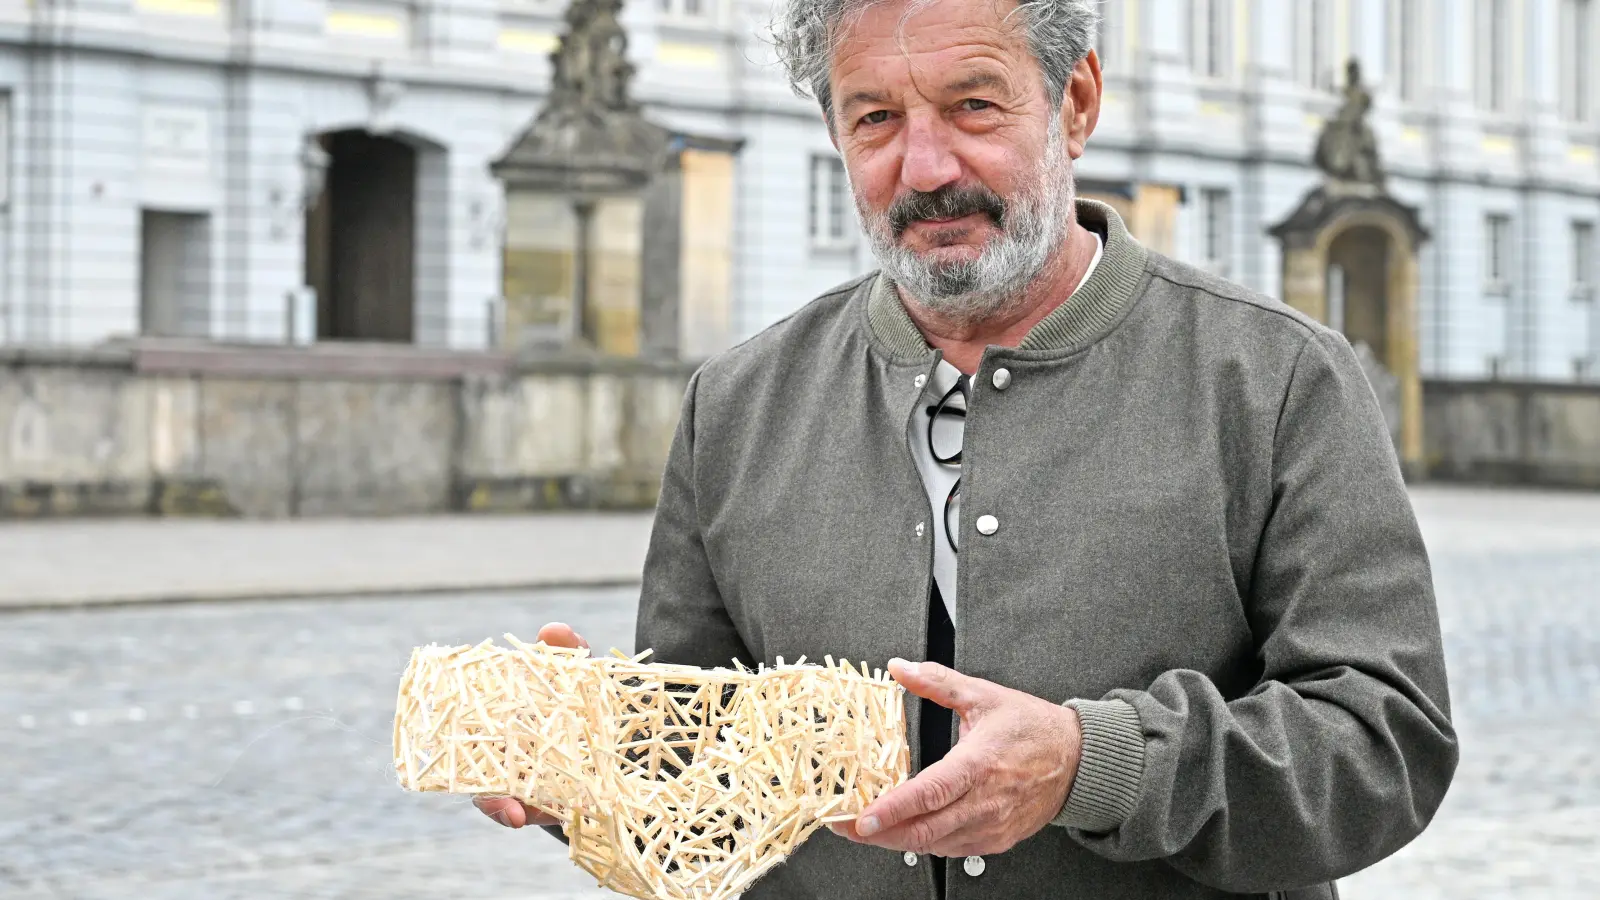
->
[890,658,918,677]
[856,815,880,837]
[494,809,514,828]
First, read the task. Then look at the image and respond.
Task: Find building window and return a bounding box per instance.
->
[659,0,713,19]
[1573,220,1595,297]
[1297,0,1336,90]
[1477,0,1513,113]
[1562,0,1595,121]
[1096,0,1123,74]
[1388,0,1423,102]
[1575,220,1599,380]
[0,92,10,208]
[1191,0,1231,80]
[1201,188,1232,277]
[1485,213,1514,295]
[809,154,851,248]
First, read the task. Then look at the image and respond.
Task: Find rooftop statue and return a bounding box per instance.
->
[1314,59,1385,190]
[492,0,668,193]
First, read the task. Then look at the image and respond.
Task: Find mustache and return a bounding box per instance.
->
[888,185,1008,236]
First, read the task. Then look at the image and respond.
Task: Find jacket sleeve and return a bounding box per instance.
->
[633,368,754,670]
[1054,331,1459,892]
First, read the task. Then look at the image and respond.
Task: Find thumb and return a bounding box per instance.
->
[887,658,991,715]
[537,622,590,650]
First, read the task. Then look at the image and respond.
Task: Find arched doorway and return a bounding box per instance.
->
[1270,198,1429,476]
[1326,225,1391,363]
[304,130,417,342]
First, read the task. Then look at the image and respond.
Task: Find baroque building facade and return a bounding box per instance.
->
[0,0,1597,382]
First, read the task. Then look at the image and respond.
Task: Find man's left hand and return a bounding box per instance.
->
[831,658,1083,858]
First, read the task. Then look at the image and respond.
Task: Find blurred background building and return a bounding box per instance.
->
[0,0,1598,382]
[0,0,1598,518]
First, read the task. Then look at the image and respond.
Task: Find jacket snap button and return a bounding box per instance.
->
[975,514,999,536]
[913,374,927,389]
[991,368,1012,390]
[964,855,985,877]
[903,851,918,867]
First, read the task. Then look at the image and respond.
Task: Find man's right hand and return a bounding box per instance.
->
[473,621,589,829]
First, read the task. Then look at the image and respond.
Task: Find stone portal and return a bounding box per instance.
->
[1269,59,1429,476]
[492,0,740,359]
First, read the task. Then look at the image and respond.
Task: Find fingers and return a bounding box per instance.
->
[537,622,590,650]
[887,659,992,716]
[474,796,559,829]
[475,796,526,827]
[852,740,982,838]
[843,795,980,854]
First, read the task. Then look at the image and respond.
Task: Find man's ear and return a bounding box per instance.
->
[1063,50,1103,160]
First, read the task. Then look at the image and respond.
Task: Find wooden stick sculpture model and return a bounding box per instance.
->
[393,637,909,900]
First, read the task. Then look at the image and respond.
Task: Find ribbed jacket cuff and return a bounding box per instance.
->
[1051,698,1146,833]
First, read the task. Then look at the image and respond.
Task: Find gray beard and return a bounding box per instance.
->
[855,122,1077,327]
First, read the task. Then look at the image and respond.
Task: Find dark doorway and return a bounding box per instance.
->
[1326,226,1391,363]
[304,131,417,342]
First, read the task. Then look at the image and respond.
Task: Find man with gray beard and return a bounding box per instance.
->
[477,1,1457,898]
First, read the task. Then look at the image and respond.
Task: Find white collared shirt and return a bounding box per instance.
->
[906,233,1104,626]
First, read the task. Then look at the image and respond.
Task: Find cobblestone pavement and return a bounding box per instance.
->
[2,486,1597,899]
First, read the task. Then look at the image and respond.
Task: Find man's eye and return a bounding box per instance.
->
[961,99,995,112]
[860,110,892,126]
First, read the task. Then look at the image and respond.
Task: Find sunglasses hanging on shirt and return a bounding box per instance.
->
[925,375,969,554]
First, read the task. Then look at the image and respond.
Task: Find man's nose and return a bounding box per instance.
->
[899,117,962,195]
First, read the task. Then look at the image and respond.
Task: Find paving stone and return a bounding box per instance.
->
[2,486,1597,897]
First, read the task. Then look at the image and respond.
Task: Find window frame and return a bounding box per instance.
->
[808,153,854,251]
[1191,0,1232,82]
[1097,0,1124,76]
[1574,219,1596,300]
[1297,0,1337,92]
[1484,212,1514,297]
[656,0,722,27]
[1387,0,1424,103]
[1477,0,1515,114]
[1561,0,1597,122]
[1200,187,1233,278]
[0,91,10,209]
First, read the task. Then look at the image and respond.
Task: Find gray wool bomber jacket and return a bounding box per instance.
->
[630,200,1458,900]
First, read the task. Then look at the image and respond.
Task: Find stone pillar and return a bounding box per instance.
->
[589,196,643,357]
[639,157,685,360]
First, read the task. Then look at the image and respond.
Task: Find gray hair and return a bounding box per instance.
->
[771,0,1101,127]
